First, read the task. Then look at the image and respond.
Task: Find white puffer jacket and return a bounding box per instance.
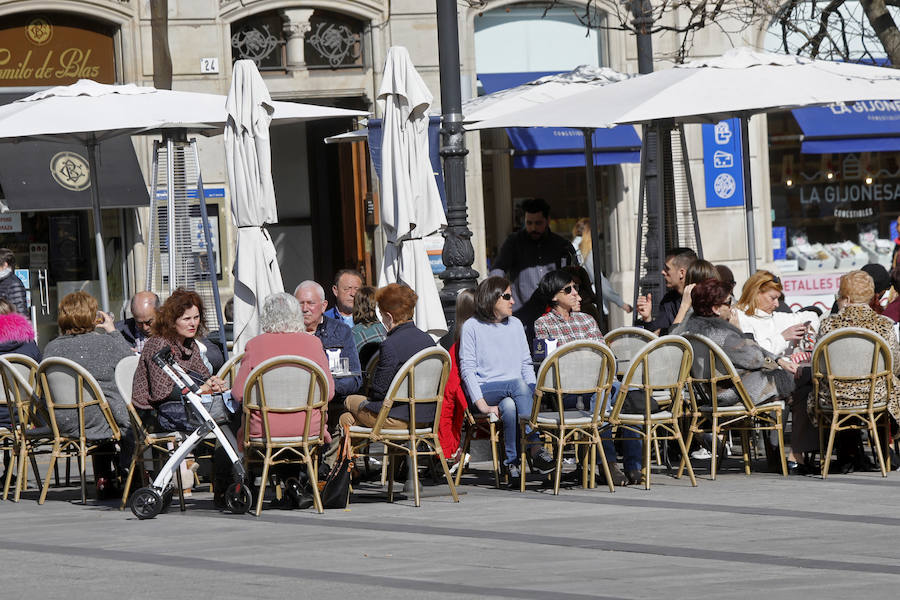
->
[737,308,820,357]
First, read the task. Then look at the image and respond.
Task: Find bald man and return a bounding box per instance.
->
[116,291,161,353]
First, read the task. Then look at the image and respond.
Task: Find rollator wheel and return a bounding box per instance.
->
[225,482,253,514]
[160,487,175,513]
[130,487,164,520]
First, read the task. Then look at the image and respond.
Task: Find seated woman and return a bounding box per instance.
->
[0,298,41,362]
[350,285,387,368]
[43,291,134,496]
[811,270,900,471]
[131,289,230,502]
[232,293,335,441]
[341,284,436,429]
[459,276,556,481]
[440,288,476,462]
[533,270,633,485]
[669,259,720,333]
[679,278,797,406]
[231,293,334,509]
[735,270,819,472]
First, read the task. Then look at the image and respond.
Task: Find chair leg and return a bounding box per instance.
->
[740,429,751,475]
[78,447,87,505]
[519,427,527,493]
[409,440,421,507]
[490,423,501,489]
[380,444,389,485]
[433,438,459,503]
[776,411,788,477]
[643,424,652,490]
[676,416,698,479]
[552,434,564,495]
[869,416,887,477]
[15,442,30,502]
[39,445,60,505]
[884,416,892,473]
[120,445,142,511]
[2,446,14,500]
[454,426,472,487]
[386,451,395,503]
[304,453,324,514]
[821,420,839,479]
[710,416,719,481]
[255,448,272,517]
[594,429,615,493]
[673,421,697,487]
[65,456,71,487]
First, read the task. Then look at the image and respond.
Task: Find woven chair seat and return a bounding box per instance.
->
[349,425,432,436]
[617,410,673,422]
[534,410,594,425]
[818,401,887,414]
[698,399,785,414]
[249,434,321,444]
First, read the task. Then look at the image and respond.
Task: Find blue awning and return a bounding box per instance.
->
[792,100,900,154]
[478,72,641,169]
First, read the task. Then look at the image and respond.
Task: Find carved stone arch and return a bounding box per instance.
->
[219,0,385,25]
[0,0,134,25]
[464,0,613,26]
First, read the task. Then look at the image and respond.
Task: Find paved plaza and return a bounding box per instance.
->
[1,459,898,599]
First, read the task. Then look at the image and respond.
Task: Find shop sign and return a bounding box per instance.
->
[799,182,900,205]
[0,14,115,87]
[0,213,21,232]
[781,271,844,312]
[702,118,744,208]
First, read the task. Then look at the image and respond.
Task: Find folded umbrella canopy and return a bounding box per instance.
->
[0,79,366,311]
[377,47,448,337]
[225,60,285,354]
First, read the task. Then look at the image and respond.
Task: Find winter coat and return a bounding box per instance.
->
[0,312,40,362]
[0,271,27,316]
[679,314,795,406]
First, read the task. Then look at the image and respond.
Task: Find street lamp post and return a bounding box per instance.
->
[436,0,479,334]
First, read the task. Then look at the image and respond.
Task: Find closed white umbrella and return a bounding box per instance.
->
[225,60,284,353]
[0,79,366,312]
[377,47,447,336]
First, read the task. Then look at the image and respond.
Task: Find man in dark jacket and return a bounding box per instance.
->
[635,247,697,335]
[489,198,577,306]
[0,249,27,316]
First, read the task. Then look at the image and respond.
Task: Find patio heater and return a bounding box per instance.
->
[146,129,228,356]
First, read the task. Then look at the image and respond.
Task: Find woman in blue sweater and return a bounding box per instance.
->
[459,276,555,481]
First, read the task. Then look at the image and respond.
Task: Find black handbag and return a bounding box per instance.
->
[318,425,353,509]
[620,389,660,414]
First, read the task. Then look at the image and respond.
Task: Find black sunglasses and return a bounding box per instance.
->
[561,284,579,295]
[500,293,513,301]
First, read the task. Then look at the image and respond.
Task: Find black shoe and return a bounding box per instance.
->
[530,449,556,476]
[284,477,315,510]
[600,463,629,487]
[625,469,644,486]
[269,494,295,510]
[505,464,521,488]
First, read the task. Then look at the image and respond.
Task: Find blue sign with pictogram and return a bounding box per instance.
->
[702,118,744,208]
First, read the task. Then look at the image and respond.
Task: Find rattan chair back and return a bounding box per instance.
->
[533,341,616,424]
[36,356,121,442]
[605,327,658,377]
[813,327,892,413]
[369,346,451,435]
[216,351,245,389]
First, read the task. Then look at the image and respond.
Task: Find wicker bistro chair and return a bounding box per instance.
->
[35,357,122,504]
[0,356,52,502]
[347,346,459,507]
[114,355,191,512]
[454,407,504,488]
[812,327,893,478]
[242,355,330,516]
[605,327,658,378]
[607,335,697,490]
[679,334,788,480]
[519,341,617,494]
[216,351,245,389]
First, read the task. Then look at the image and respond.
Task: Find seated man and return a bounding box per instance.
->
[340,284,436,429]
[324,269,362,328]
[294,280,362,430]
[635,247,697,335]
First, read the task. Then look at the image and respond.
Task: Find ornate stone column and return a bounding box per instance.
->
[281,9,314,68]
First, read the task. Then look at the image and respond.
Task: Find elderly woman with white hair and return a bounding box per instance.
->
[232,292,335,449]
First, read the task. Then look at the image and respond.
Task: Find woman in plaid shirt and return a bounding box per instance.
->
[533,270,603,345]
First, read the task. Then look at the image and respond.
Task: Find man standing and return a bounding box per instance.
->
[116,291,161,354]
[635,247,697,335]
[489,198,577,305]
[294,280,362,428]
[324,269,362,328]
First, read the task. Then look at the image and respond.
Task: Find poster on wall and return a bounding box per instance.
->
[702,118,745,208]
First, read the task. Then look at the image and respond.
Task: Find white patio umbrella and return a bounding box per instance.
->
[377,47,447,336]
[0,79,366,311]
[468,47,900,272]
[225,60,284,354]
[462,65,631,123]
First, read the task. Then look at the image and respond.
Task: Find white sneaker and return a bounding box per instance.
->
[448,453,470,475]
[690,447,712,460]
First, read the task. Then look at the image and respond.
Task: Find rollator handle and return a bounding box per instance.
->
[152,346,174,368]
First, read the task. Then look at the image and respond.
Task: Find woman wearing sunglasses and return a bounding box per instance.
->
[533,270,601,345]
[459,276,556,482]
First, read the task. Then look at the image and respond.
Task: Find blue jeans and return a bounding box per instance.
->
[561,382,639,471]
[480,379,537,466]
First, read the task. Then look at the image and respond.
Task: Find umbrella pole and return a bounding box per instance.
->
[740,115,757,273]
[582,128,606,331]
[87,137,111,312]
